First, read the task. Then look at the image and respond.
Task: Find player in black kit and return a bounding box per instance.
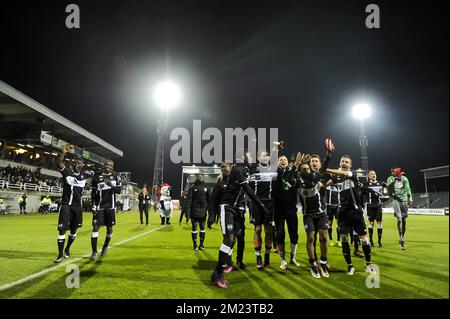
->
[211,151,268,288]
[363,170,385,247]
[90,160,122,259]
[326,155,379,275]
[249,144,278,270]
[55,145,93,263]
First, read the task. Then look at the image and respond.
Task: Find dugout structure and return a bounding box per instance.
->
[180,165,221,196]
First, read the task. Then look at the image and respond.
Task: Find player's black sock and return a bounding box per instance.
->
[264,246,271,265]
[91,232,98,253]
[402,218,406,238]
[57,235,65,257]
[353,234,359,251]
[377,226,383,243]
[216,244,230,274]
[255,246,262,256]
[103,233,112,248]
[199,230,205,246]
[342,241,352,265]
[328,228,333,241]
[66,233,76,250]
[368,226,374,243]
[192,231,197,247]
[309,258,317,266]
[337,228,340,241]
[362,242,372,263]
[320,256,328,265]
[161,217,165,225]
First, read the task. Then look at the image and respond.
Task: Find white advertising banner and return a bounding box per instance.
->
[383,208,447,216]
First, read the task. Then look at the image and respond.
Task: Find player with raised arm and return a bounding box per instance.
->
[326,155,380,275]
[294,139,334,278]
[273,154,300,270]
[210,150,268,288]
[55,145,93,263]
[90,160,122,260]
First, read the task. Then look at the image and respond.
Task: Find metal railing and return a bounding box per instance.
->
[0,180,63,193]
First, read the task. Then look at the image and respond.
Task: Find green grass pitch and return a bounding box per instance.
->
[0,210,448,299]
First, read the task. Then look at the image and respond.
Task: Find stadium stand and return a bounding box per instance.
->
[0,80,142,214]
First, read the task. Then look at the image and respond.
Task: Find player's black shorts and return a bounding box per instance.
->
[337,206,367,236]
[219,204,245,236]
[58,204,82,231]
[250,199,274,226]
[367,206,383,222]
[326,206,339,220]
[92,209,116,227]
[303,212,329,232]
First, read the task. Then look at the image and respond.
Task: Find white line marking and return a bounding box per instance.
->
[0,225,167,292]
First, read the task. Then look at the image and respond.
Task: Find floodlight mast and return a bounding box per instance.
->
[150,81,181,201]
[352,103,372,178]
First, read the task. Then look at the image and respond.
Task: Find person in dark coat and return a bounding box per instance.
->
[138,188,151,225]
[186,175,210,250]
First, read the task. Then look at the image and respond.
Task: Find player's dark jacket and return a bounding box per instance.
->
[209,176,227,224]
[273,166,298,212]
[185,181,210,219]
[362,181,383,208]
[297,172,326,215]
[60,166,93,206]
[91,171,122,210]
[138,192,151,208]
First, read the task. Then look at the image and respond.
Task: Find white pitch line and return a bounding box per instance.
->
[0,225,167,292]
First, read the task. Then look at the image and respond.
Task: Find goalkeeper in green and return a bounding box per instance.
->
[386,167,413,250]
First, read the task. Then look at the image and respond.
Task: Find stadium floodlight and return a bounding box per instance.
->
[352,103,372,120]
[351,102,372,178]
[153,80,182,110]
[150,80,182,201]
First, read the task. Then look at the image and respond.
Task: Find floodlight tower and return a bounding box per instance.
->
[352,103,372,178]
[151,80,182,200]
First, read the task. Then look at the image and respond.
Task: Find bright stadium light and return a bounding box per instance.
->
[352,103,372,120]
[153,80,182,110]
[351,102,373,178]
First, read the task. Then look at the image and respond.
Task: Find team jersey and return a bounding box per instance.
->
[60,166,93,206]
[221,163,250,208]
[365,181,383,207]
[91,171,122,210]
[324,175,341,208]
[297,172,325,215]
[249,164,277,200]
[386,175,412,202]
[335,169,364,209]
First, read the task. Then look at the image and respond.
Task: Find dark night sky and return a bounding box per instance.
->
[1,0,448,196]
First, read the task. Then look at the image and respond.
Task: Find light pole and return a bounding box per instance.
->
[352,103,372,178]
[151,80,181,201]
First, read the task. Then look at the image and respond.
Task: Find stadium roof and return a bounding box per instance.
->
[0,80,123,159]
[420,165,449,179]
